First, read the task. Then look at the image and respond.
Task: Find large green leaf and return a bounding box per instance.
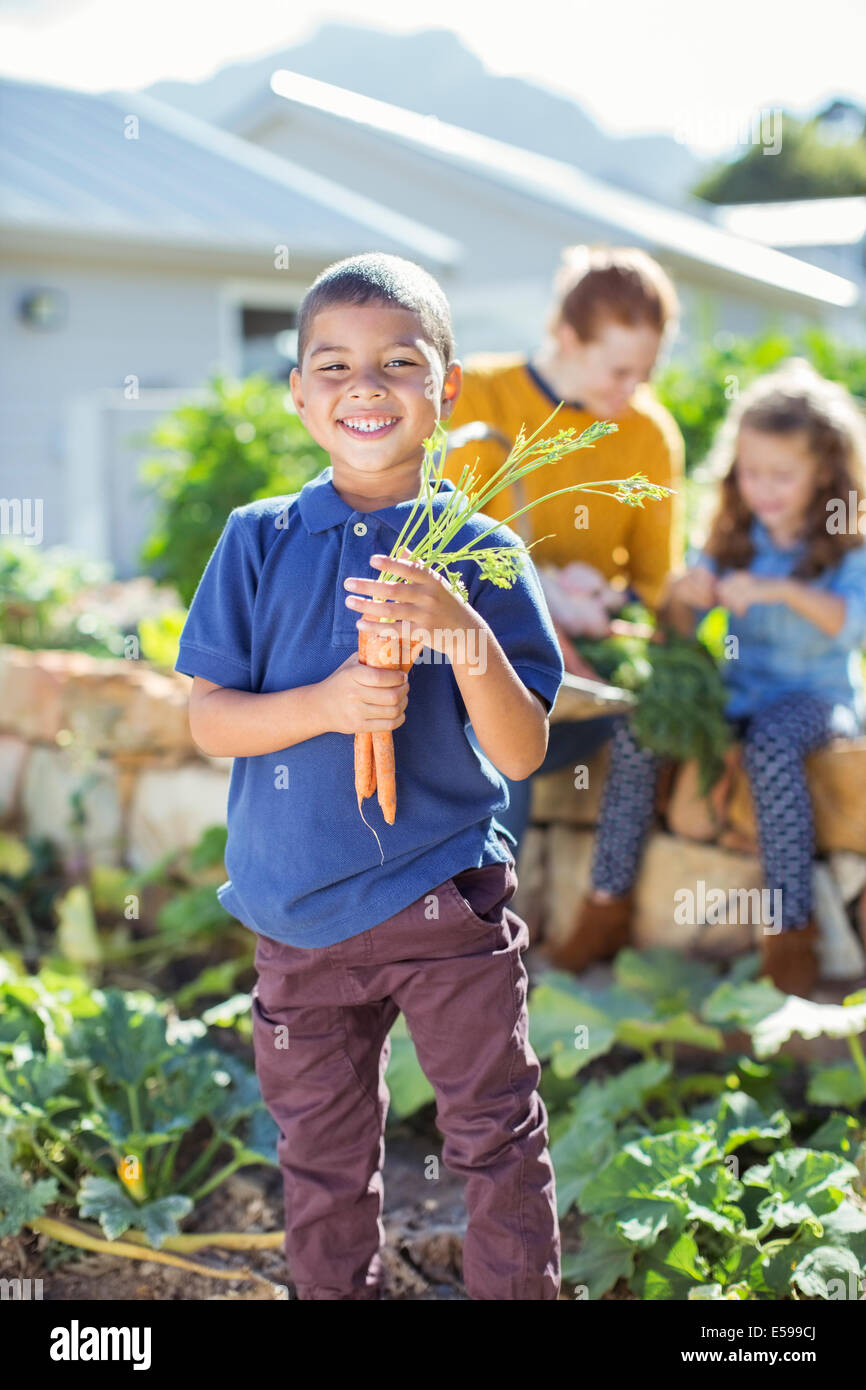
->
[562,1219,635,1299]
[710,1090,790,1154]
[806,1113,862,1155]
[679,1162,745,1235]
[550,1118,619,1218]
[69,991,172,1087]
[806,1064,866,1110]
[527,979,617,1076]
[0,1133,58,1237]
[699,978,786,1030]
[750,996,866,1058]
[631,1230,712,1299]
[580,1131,719,1247]
[615,1013,724,1053]
[77,1175,193,1246]
[613,949,721,1015]
[742,1148,859,1228]
[792,1245,863,1299]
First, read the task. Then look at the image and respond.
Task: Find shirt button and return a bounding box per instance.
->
[353,522,368,536]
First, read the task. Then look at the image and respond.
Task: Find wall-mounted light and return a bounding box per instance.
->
[18,289,67,330]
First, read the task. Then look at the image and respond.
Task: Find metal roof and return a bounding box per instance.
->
[712,197,866,249]
[261,70,859,309]
[0,74,460,266]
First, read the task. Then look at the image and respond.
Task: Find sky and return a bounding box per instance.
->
[1,0,865,154]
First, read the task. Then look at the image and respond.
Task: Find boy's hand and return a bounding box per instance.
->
[668,566,718,610]
[344,549,484,661]
[317,652,409,736]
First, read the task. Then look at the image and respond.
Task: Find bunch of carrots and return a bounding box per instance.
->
[353,407,674,846]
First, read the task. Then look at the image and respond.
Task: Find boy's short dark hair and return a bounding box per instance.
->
[296,252,455,375]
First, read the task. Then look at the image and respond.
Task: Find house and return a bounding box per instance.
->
[2,72,862,577]
[0,75,458,571]
[219,70,862,356]
[710,197,866,315]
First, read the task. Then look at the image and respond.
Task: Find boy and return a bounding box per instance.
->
[174,253,565,1300]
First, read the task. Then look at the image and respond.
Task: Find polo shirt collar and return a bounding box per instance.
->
[297,465,458,535]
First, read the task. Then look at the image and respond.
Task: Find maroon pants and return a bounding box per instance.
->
[250,844,561,1300]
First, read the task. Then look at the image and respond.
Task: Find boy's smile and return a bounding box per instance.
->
[290,303,461,511]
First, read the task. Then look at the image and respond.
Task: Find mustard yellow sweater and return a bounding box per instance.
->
[442,355,685,611]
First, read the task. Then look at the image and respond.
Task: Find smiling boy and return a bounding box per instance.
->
[174,253,565,1300]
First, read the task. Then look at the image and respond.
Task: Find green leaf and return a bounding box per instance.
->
[527,978,617,1076]
[615,1013,724,1053]
[806,1063,866,1109]
[77,1175,192,1247]
[139,1194,194,1249]
[77,1175,139,1241]
[0,834,33,879]
[792,1245,862,1300]
[631,1230,711,1300]
[69,990,171,1087]
[743,1148,859,1227]
[612,948,720,1014]
[580,1131,719,1247]
[384,1015,435,1119]
[550,1119,618,1218]
[700,978,787,1030]
[805,1113,862,1154]
[562,1219,635,1299]
[55,885,102,968]
[239,1107,279,1167]
[749,994,866,1058]
[711,1090,791,1153]
[0,1133,58,1236]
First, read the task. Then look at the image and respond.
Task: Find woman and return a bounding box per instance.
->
[443,244,686,852]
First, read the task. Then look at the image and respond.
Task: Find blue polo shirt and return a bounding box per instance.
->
[174,466,564,948]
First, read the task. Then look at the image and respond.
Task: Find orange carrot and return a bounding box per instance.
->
[356,617,414,825]
[354,730,376,805]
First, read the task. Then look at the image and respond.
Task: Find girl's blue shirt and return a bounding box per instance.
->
[689,517,866,725]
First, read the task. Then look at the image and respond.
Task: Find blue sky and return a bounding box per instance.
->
[1,0,864,154]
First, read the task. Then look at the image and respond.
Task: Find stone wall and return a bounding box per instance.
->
[0,646,230,872]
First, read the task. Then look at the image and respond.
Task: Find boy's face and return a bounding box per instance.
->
[557,318,663,419]
[290,303,461,493]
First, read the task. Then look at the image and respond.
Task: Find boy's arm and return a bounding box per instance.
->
[188,675,329,758]
[451,617,550,780]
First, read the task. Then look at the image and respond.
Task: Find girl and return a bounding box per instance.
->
[550,359,866,998]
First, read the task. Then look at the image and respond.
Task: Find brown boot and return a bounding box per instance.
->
[759,920,820,998]
[545,892,633,973]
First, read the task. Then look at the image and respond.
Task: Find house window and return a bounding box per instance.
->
[240,306,298,380]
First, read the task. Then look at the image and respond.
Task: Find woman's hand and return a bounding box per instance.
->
[550,617,605,679]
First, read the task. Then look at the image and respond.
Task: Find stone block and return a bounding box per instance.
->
[530,745,610,827]
[20,745,123,868]
[128,763,231,870]
[632,832,760,958]
[0,734,29,819]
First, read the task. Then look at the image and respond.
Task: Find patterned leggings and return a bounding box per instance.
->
[591,691,861,931]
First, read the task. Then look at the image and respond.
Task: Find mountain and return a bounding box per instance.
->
[145,24,705,208]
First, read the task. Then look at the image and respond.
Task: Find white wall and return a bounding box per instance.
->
[0,258,236,550]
